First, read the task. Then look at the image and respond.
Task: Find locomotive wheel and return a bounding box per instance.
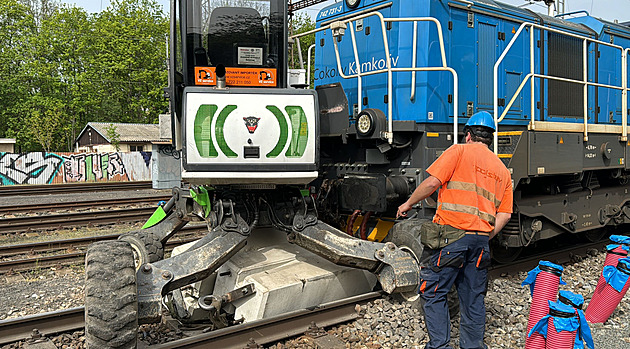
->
[119,231,164,269]
[85,241,138,349]
[579,228,607,243]
[383,219,460,317]
[490,244,522,263]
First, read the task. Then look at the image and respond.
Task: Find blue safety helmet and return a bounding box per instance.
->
[465,111,495,131]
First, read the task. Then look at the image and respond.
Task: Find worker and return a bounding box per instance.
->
[397,111,513,349]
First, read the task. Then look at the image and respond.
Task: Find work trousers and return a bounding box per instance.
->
[419,234,491,349]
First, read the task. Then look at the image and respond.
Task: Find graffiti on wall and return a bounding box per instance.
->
[0,153,64,185]
[0,151,152,185]
[62,153,129,182]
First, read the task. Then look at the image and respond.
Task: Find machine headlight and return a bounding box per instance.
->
[346,0,360,9]
[356,112,373,136]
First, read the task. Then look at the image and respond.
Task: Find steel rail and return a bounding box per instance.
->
[0,181,154,197]
[153,291,382,349]
[0,307,84,345]
[0,207,156,233]
[0,234,123,258]
[0,195,171,214]
[0,252,87,273]
[0,292,382,347]
[0,226,208,273]
[488,240,607,279]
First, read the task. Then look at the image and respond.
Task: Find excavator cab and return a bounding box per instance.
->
[168,0,317,185]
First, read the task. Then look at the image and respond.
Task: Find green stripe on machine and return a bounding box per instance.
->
[194,104,219,158]
[215,105,238,158]
[285,106,308,158]
[266,105,289,158]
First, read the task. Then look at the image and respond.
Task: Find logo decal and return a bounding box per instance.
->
[243,116,261,134]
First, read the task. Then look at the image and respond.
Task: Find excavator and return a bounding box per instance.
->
[83,0,426,347]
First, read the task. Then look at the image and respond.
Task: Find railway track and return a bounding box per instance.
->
[0,195,172,214]
[0,292,381,347]
[0,238,610,347]
[0,206,156,234]
[0,181,155,197]
[0,225,208,273]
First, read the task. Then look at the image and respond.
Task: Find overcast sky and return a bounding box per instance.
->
[60,0,627,23]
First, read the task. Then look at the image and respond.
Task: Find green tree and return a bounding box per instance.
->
[0,0,170,151]
[91,0,169,124]
[0,1,37,149]
[105,123,121,151]
[289,13,315,87]
[27,4,91,151]
[27,97,64,152]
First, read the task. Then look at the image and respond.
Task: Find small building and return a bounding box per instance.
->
[0,138,16,153]
[75,122,171,153]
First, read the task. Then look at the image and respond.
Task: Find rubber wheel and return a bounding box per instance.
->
[85,241,138,349]
[119,231,164,269]
[383,219,460,317]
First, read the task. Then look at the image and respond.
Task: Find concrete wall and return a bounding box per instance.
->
[151,144,181,189]
[0,151,154,185]
[0,144,14,153]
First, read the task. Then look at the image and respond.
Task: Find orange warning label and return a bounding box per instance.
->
[194,67,277,87]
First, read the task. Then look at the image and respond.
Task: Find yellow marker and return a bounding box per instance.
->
[426,132,439,137]
[512,27,516,34]
[349,215,363,235]
[559,137,564,144]
[496,131,523,136]
[367,219,395,242]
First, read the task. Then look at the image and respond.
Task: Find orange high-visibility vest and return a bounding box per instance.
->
[427,143,513,233]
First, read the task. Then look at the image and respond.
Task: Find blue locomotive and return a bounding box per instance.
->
[310,0,630,261]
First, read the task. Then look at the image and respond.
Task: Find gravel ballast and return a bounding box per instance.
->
[2,245,630,348]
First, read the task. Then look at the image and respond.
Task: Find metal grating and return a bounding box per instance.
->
[478,22,496,108]
[547,32,584,118]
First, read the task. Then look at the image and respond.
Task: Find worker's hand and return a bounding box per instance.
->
[397,202,413,218]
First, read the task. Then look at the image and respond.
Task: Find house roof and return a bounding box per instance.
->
[0,138,16,144]
[77,122,169,144]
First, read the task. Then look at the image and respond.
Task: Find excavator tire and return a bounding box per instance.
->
[85,241,138,349]
[119,231,165,268]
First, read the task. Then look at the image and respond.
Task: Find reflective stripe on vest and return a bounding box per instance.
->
[446,181,501,208]
[440,202,496,225]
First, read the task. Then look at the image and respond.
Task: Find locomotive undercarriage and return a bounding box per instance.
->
[315,118,630,261]
[120,186,421,325]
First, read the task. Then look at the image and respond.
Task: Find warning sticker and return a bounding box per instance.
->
[195,67,277,87]
[195,67,215,85]
[237,47,263,65]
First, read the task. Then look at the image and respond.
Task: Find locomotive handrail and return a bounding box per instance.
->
[623,49,629,140]
[554,10,590,18]
[307,44,315,86]
[291,37,315,86]
[293,12,459,145]
[493,21,627,153]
